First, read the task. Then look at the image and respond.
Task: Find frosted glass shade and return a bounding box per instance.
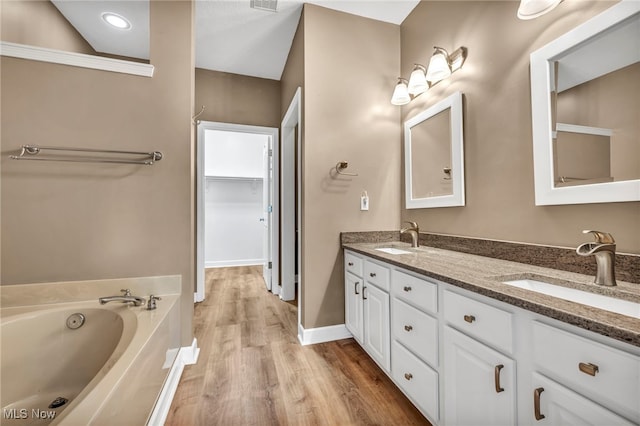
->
[426,48,451,83]
[517,0,562,20]
[407,64,428,96]
[391,78,410,105]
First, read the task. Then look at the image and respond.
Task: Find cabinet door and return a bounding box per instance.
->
[363,283,390,373]
[444,326,516,426]
[345,272,363,343]
[531,373,635,425]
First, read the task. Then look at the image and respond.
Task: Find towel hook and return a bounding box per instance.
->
[192,105,206,123]
[335,161,358,177]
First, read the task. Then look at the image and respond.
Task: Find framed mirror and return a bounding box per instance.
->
[530,1,640,205]
[404,91,465,209]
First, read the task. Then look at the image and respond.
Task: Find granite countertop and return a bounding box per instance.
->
[343,241,640,348]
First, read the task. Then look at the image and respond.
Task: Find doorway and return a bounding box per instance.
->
[196,121,278,301]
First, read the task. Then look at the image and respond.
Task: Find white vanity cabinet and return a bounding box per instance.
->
[443,290,517,426]
[344,251,390,372]
[342,249,640,426]
[390,270,440,421]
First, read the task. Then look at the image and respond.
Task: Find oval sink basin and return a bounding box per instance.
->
[503,279,640,319]
[375,247,412,255]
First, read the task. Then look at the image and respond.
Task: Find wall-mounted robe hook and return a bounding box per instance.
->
[192,105,206,123]
[335,161,358,176]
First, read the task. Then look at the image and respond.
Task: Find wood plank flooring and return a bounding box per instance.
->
[165,266,431,426]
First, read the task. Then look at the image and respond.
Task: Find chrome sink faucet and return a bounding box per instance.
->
[401,221,420,248]
[576,230,617,287]
[99,289,146,306]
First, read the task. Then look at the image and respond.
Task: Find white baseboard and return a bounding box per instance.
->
[298,323,352,346]
[205,259,264,268]
[147,338,200,425]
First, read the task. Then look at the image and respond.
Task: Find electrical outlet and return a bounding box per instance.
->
[360,191,369,211]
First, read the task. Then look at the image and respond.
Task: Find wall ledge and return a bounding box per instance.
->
[0,41,154,77]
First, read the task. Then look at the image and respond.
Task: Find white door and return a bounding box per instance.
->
[262,139,272,290]
[345,272,363,343]
[363,283,390,372]
[531,373,634,425]
[443,326,516,426]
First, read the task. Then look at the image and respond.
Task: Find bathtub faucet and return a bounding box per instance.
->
[99,289,146,307]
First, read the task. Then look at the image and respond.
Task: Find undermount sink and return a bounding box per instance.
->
[503,279,640,319]
[375,247,412,255]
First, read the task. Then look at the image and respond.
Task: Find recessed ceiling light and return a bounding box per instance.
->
[101,12,131,30]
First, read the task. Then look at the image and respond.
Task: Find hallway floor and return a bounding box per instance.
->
[165,266,430,425]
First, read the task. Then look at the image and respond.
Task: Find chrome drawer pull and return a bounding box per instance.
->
[403,286,412,292]
[534,387,545,421]
[494,364,505,393]
[348,262,354,266]
[354,281,360,295]
[579,362,599,376]
[369,272,377,278]
[404,325,413,332]
[404,373,413,381]
[464,314,476,323]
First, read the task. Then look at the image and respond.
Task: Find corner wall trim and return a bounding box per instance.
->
[298,324,352,346]
[147,338,200,425]
[0,41,155,77]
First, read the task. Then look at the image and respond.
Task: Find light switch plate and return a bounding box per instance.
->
[361,193,369,211]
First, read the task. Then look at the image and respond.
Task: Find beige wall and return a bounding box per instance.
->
[400,1,640,254]
[1,0,95,54]
[195,68,281,128]
[301,5,401,328]
[1,0,196,345]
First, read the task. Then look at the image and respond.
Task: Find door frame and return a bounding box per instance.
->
[195,121,279,302]
[280,87,302,328]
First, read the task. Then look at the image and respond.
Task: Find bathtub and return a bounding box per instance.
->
[1,276,182,426]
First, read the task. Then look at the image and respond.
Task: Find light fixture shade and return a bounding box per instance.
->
[391,78,411,106]
[426,47,451,83]
[517,0,562,20]
[407,64,428,96]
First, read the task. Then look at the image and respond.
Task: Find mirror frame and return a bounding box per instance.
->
[529,1,640,206]
[404,91,465,209]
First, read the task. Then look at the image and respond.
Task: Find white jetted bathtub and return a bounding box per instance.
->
[1,276,182,426]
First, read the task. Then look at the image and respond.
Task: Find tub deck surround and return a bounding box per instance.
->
[0,276,182,426]
[342,239,640,347]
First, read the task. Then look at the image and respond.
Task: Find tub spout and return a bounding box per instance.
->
[576,230,617,287]
[99,289,146,307]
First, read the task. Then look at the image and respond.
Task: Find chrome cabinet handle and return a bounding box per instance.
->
[464,314,476,323]
[348,262,354,266]
[369,272,377,278]
[579,362,599,376]
[354,281,360,295]
[403,286,412,292]
[404,373,413,381]
[404,325,413,332]
[363,286,367,300]
[534,387,545,421]
[494,364,505,393]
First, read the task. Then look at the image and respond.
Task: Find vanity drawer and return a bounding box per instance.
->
[532,321,640,417]
[345,251,363,277]
[392,340,439,422]
[392,298,438,367]
[391,269,438,314]
[444,290,513,353]
[364,260,390,292]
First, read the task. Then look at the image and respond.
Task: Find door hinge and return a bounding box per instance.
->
[268,148,273,156]
[268,262,272,269]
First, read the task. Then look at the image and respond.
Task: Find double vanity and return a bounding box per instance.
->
[343,239,639,426]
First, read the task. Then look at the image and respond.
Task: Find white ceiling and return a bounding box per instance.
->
[52,0,419,80]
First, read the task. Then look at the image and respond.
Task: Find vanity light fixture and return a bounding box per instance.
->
[517,0,563,20]
[390,46,467,105]
[391,78,411,106]
[101,12,131,30]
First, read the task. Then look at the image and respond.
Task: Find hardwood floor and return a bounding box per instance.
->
[165,266,431,426]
